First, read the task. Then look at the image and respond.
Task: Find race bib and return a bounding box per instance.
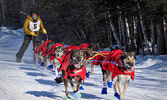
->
[29,20,40,32]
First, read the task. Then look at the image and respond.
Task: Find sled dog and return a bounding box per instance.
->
[49,43,64,76]
[81,43,99,75]
[35,40,54,68]
[34,40,44,64]
[43,41,55,69]
[55,48,86,98]
[103,49,136,100]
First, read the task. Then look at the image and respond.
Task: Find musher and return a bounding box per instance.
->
[16,10,47,62]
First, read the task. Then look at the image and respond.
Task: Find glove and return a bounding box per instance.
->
[42,29,47,34]
[31,32,38,36]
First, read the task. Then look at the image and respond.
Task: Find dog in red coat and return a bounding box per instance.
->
[102,49,136,100]
[79,43,100,75]
[34,40,54,68]
[48,43,64,75]
[55,46,86,98]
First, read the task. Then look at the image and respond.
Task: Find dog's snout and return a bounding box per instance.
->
[129,63,134,67]
[57,54,59,57]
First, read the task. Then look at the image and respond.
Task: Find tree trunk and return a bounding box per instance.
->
[107,11,122,49]
[136,0,150,54]
[136,17,143,55]
[156,24,161,55]
[120,16,126,50]
[151,21,156,55]
[110,21,122,49]
[118,14,122,42]
[163,19,167,54]
[125,17,131,50]
[133,16,137,51]
[1,0,6,25]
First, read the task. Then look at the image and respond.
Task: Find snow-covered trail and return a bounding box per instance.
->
[0,27,167,100]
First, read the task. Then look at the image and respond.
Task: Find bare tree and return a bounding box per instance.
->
[151,21,156,55]
[136,0,150,54]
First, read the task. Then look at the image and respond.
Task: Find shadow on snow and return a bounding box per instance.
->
[81,92,107,100]
[19,67,38,71]
[35,79,56,86]
[26,72,46,77]
[25,91,62,99]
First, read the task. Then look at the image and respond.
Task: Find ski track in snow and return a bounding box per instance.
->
[0,27,167,100]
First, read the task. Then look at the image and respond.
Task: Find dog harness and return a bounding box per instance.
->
[79,43,89,49]
[34,44,42,54]
[40,40,52,57]
[102,49,135,81]
[58,46,80,72]
[79,43,90,60]
[58,46,86,82]
[65,62,86,82]
[49,43,65,64]
[91,51,110,65]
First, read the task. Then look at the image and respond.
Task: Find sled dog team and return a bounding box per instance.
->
[34,40,136,100]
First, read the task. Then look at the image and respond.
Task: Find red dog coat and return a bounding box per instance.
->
[58,46,86,82]
[102,49,135,81]
[34,44,42,55]
[40,40,52,57]
[48,43,65,64]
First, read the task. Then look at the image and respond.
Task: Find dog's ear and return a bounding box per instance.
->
[130,51,135,56]
[123,52,128,57]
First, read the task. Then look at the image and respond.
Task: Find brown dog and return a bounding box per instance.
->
[38,40,54,69]
[102,49,136,100]
[55,47,86,99]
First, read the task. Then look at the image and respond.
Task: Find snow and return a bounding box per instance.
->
[0,27,167,100]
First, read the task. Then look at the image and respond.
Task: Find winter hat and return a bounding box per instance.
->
[30,9,38,16]
[30,10,38,20]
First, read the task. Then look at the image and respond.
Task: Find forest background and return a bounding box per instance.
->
[0,0,167,55]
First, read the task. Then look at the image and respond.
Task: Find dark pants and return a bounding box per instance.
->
[16,35,40,59]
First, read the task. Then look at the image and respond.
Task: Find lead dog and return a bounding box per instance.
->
[55,46,86,99]
[102,49,136,100]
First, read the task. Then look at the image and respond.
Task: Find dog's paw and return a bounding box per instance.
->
[47,64,53,69]
[71,92,82,100]
[86,71,90,78]
[107,81,112,88]
[40,62,44,66]
[101,86,107,94]
[79,85,84,90]
[114,92,120,100]
[66,96,73,100]
[54,77,63,84]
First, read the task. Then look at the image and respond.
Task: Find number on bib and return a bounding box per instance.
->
[34,24,37,29]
